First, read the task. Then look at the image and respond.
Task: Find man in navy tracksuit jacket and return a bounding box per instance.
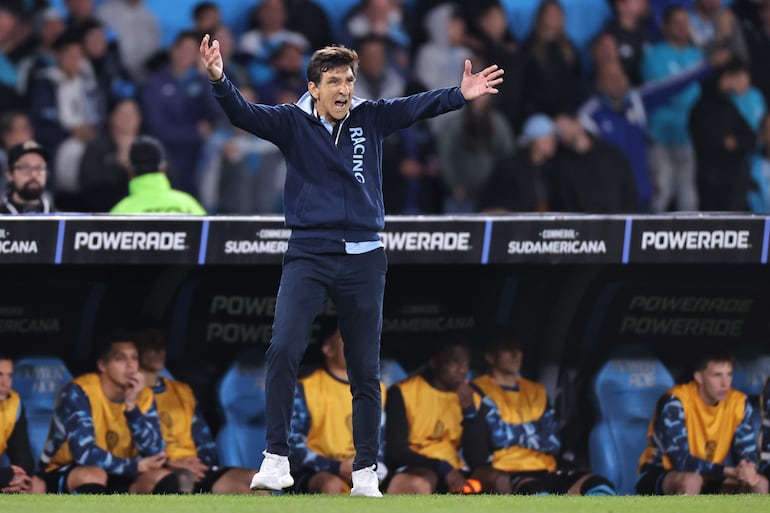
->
[200,34,504,497]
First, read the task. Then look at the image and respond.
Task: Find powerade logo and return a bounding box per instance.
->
[507,228,607,255]
[380,231,471,251]
[640,230,750,251]
[73,231,188,251]
[223,229,290,255]
[0,228,38,254]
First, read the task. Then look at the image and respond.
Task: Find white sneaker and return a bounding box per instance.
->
[249,451,294,491]
[350,465,383,497]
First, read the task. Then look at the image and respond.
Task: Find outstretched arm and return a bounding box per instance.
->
[200,33,291,146]
[377,60,505,136]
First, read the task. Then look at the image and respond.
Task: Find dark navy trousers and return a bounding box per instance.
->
[265,241,386,471]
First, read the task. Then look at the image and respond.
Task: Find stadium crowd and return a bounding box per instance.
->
[0,0,769,215]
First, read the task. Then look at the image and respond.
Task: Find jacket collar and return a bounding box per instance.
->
[295,91,366,118]
[129,172,172,195]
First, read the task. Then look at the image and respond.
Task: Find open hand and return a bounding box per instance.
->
[460,60,504,101]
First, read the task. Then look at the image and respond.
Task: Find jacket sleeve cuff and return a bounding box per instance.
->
[210,73,230,95]
[449,87,467,108]
[124,406,143,424]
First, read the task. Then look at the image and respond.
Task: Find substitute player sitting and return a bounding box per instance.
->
[137,328,256,493]
[39,332,175,494]
[384,342,476,494]
[289,327,387,494]
[462,338,616,495]
[637,349,768,494]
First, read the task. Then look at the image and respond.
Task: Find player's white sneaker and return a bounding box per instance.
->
[249,451,294,491]
[350,465,383,497]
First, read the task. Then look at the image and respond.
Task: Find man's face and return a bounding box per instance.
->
[2,115,33,148]
[665,9,691,46]
[172,37,199,72]
[486,348,522,376]
[432,346,470,391]
[66,0,93,18]
[308,65,355,123]
[358,41,386,77]
[694,360,732,406]
[58,43,84,77]
[0,359,12,401]
[598,63,630,100]
[98,342,139,388]
[6,152,47,201]
[139,346,167,373]
[321,329,347,370]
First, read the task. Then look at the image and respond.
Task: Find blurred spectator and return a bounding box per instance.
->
[414,4,472,91]
[353,35,405,100]
[197,86,285,214]
[0,111,34,192]
[111,136,206,214]
[465,1,524,131]
[589,32,621,77]
[604,0,653,85]
[257,40,309,105]
[16,7,65,96]
[382,81,444,214]
[344,0,410,73]
[580,55,717,211]
[238,0,309,86]
[748,113,770,212]
[141,30,221,196]
[64,0,98,31]
[285,0,334,51]
[690,59,761,211]
[688,0,749,61]
[0,3,36,112]
[520,0,583,119]
[192,1,221,35]
[78,98,141,212]
[97,0,162,84]
[641,6,703,212]
[741,0,770,103]
[551,114,638,213]
[0,141,56,214]
[478,113,557,213]
[727,60,767,133]
[438,93,515,213]
[26,29,101,161]
[79,18,136,105]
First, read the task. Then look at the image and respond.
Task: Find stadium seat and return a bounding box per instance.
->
[588,350,674,495]
[380,357,408,388]
[215,347,268,468]
[730,353,770,435]
[11,356,73,465]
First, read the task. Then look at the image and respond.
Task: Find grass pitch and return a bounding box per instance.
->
[1,494,770,513]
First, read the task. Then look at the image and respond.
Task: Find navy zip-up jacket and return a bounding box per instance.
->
[211,77,466,243]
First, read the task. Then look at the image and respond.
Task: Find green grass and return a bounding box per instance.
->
[1,494,770,513]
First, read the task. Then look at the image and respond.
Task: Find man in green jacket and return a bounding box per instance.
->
[111,136,206,214]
